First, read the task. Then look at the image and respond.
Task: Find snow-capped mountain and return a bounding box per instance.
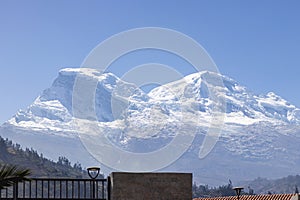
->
[1,68,300,185]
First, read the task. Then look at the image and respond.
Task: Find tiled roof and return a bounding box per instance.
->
[194,193,299,200]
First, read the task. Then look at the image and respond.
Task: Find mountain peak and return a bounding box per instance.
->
[59,67,119,82]
[7,68,300,126]
[59,67,102,77]
[2,67,300,185]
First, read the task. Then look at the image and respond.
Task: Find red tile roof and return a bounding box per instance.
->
[194,193,299,200]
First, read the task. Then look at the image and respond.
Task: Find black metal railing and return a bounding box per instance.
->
[0,178,109,200]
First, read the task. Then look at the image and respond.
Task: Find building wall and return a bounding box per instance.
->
[110,172,192,200]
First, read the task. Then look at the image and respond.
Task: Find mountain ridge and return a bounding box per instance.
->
[1,67,299,185]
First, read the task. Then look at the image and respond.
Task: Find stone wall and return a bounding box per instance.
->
[109,172,192,200]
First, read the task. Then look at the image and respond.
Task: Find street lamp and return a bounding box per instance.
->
[233,187,244,200]
[87,167,100,179]
[87,167,100,199]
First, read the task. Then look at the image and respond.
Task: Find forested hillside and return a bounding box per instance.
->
[0,136,87,178]
[2,134,299,196]
[245,175,300,194]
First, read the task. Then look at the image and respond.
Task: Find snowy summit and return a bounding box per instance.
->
[1,67,300,185]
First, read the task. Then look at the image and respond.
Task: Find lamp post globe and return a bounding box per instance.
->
[233,187,244,200]
[87,167,100,179]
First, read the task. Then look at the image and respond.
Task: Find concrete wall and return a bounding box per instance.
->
[109,172,192,200]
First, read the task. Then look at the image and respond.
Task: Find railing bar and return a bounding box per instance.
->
[92,180,94,199]
[48,180,50,199]
[29,180,31,198]
[22,181,25,198]
[42,180,44,198]
[84,180,86,198]
[29,178,107,181]
[72,180,74,198]
[54,180,56,199]
[102,180,104,199]
[13,182,17,199]
[36,179,38,198]
[78,180,80,199]
[90,181,92,199]
[60,180,62,199]
[66,180,68,199]
[96,180,98,199]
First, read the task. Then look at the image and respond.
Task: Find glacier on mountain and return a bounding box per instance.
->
[1,67,300,185]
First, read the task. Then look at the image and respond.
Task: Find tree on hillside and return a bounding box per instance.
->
[0,164,31,189]
[192,180,236,198]
[57,156,71,166]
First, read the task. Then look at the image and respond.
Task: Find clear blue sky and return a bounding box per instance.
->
[0,0,300,124]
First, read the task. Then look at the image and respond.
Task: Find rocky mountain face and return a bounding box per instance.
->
[1,68,299,185]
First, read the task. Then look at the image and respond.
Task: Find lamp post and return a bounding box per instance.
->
[87,167,100,179]
[87,167,100,199]
[233,187,244,200]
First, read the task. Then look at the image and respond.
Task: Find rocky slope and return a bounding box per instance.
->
[1,68,299,185]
